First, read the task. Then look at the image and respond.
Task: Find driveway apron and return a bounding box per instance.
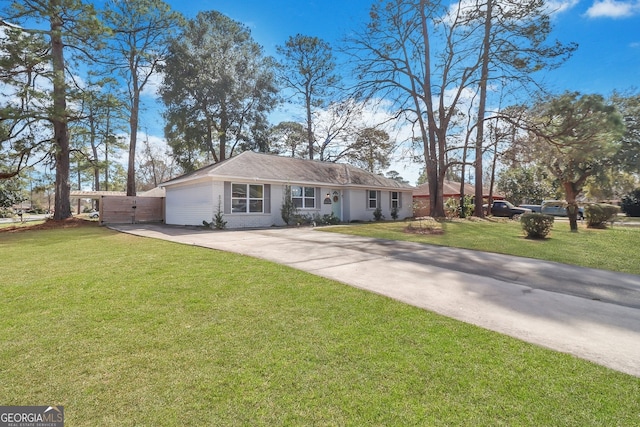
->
[111,224,640,377]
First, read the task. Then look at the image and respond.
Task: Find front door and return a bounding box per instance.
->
[331,190,341,221]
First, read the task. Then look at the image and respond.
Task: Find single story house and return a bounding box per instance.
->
[161,151,414,228]
[413,180,503,217]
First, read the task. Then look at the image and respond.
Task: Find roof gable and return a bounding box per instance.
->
[162,151,413,189]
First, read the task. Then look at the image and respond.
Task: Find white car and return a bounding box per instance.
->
[541,200,585,220]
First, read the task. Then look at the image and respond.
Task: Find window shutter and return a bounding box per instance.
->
[377,191,381,208]
[316,187,321,208]
[224,182,231,214]
[399,192,402,208]
[264,184,271,214]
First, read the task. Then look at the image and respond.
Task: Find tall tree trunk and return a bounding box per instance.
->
[474,0,492,217]
[91,118,100,210]
[564,182,580,232]
[90,113,100,191]
[459,142,469,218]
[306,92,313,160]
[488,137,499,213]
[419,0,445,218]
[51,9,71,220]
[220,106,228,161]
[104,105,111,193]
[126,87,139,196]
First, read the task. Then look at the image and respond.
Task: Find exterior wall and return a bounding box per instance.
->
[343,189,414,222]
[165,181,215,226]
[346,189,368,222]
[223,181,277,228]
[413,197,430,217]
[165,179,414,228]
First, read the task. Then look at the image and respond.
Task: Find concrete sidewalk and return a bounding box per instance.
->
[111,224,640,377]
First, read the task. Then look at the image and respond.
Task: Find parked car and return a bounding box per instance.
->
[89,211,99,219]
[518,204,541,213]
[541,200,585,219]
[489,200,532,219]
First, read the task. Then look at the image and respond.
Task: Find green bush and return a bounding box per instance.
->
[585,203,620,228]
[390,207,398,220]
[521,213,554,239]
[621,188,640,217]
[313,212,340,225]
[281,185,298,225]
[373,207,384,221]
[444,195,473,218]
[203,196,227,229]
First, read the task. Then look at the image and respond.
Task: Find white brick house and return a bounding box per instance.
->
[161,151,414,228]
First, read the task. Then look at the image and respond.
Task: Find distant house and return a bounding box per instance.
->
[413,180,503,217]
[160,151,414,228]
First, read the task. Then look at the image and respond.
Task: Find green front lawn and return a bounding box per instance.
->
[1,225,639,426]
[321,218,640,275]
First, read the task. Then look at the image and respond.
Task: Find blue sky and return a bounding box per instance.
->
[5,1,638,184]
[61,0,631,185]
[165,0,640,96]
[138,0,639,183]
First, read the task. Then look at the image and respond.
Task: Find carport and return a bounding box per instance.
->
[69,189,165,224]
[69,190,125,214]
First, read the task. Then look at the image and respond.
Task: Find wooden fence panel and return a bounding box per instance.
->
[100,196,164,224]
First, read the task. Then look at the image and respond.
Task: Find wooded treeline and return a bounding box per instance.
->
[1,0,638,221]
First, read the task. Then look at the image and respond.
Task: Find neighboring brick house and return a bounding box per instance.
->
[413,180,503,217]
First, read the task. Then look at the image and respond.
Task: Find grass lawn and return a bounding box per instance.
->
[321,218,640,275]
[1,225,639,426]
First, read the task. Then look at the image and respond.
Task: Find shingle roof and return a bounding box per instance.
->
[413,180,475,197]
[413,180,501,198]
[161,151,414,189]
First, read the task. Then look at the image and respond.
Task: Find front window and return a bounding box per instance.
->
[291,186,315,209]
[368,190,378,209]
[391,191,400,209]
[232,183,263,213]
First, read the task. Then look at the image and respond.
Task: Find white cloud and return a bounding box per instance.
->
[585,0,640,18]
[445,0,578,26]
[545,0,581,15]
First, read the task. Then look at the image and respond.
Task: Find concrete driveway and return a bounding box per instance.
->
[111,224,640,377]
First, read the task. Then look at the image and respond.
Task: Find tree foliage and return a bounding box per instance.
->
[102,0,184,196]
[496,165,555,205]
[0,26,50,180]
[270,121,307,157]
[276,34,340,160]
[346,0,575,218]
[345,128,393,173]
[71,82,128,195]
[136,136,179,191]
[0,177,25,208]
[525,92,625,231]
[2,0,104,219]
[611,91,640,173]
[160,11,278,172]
